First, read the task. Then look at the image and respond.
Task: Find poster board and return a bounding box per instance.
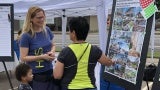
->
[103,0,154,89]
[0,4,14,62]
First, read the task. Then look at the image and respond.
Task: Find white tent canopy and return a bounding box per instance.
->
[14,7,97,20]
[0,0,113,20]
[0,0,107,20]
[14,0,99,13]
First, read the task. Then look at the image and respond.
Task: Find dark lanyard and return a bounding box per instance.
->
[64,44,89,69]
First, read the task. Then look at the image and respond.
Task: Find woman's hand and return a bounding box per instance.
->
[47,51,55,57]
[40,54,55,61]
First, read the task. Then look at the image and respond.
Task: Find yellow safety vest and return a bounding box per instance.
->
[68,43,94,89]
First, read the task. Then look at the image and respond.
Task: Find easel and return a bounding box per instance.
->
[0,3,14,90]
[151,58,160,90]
[1,60,14,90]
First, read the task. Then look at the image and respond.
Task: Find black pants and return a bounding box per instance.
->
[29,69,60,90]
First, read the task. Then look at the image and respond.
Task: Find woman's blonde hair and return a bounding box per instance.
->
[22,6,46,37]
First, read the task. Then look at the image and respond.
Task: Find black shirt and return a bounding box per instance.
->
[57,44,102,89]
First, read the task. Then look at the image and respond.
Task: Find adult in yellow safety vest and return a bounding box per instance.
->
[53,17,114,90]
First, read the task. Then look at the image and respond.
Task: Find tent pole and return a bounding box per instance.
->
[62,9,67,48]
[96,0,108,89]
[150,14,155,62]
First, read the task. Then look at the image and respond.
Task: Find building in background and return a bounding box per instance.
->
[14,16,98,32]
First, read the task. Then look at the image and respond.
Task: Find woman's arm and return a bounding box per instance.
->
[47,42,56,60]
[48,42,56,54]
[51,42,56,53]
[53,60,64,79]
[98,53,114,66]
[20,47,54,62]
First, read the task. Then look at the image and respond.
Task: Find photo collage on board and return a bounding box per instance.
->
[105,6,147,84]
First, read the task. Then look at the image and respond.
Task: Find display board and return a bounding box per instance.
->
[0,4,14,62]
[103,0,154,89]
[152,58,160,90]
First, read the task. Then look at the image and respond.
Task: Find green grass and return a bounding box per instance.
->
[147,51,160,58]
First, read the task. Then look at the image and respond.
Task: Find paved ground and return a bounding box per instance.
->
[0,71,19,90]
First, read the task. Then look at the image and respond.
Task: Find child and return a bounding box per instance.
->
[15,63,33,90]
